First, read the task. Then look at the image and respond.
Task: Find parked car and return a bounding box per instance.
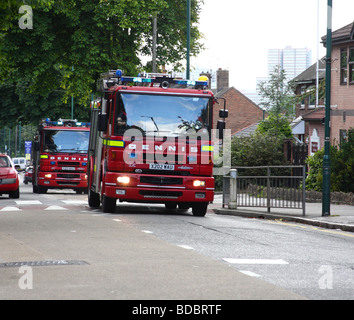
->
[0,154,20,198]
[23,166,33,184]
[12,157,27,171]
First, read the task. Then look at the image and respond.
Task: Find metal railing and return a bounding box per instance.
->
[222,166,306,216]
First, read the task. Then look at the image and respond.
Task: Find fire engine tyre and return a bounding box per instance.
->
[192,203,208,217]
[102,195,116,213]
[88,189,100,208]
[165,203,177,210]
[38,186,47,194]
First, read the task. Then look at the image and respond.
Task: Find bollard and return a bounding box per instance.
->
[229,169,237,209]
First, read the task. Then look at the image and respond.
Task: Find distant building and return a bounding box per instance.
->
[211,69,264,135]
[243,47,312,105]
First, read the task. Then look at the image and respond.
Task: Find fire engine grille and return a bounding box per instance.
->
[140,176,183,185]
[58,161,80,166]
[57,181,80,186]
[57,174,81,179]
[139,190,183,199]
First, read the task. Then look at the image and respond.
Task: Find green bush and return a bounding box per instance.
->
[306,132,354,193]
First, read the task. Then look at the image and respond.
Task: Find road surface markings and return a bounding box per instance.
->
[44,206,68,211]
[223,258,289,265]
[61,200,87,205]
[239,270,262,277]
[0,207,21,212]
[112,219,122,222]
[141,230,153,234]
[15,200,42,205]
[178,245,194,250]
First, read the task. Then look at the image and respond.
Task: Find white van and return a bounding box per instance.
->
[12,157,27,171]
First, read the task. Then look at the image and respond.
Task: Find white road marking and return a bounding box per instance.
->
[141,230,153,234]
[240,270,262,277]
[223,258,289,265]
[44,206,68,211]
[62,200,87,205]
[112,219,122,222]
[178,245,194,250]
[0,207,21,211]
[15,200,42,205]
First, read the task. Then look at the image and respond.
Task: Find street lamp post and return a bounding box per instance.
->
[186,0,191,79]
[322,0,332,216]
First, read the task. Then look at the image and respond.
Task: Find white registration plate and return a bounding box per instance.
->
[62,167,76,171]
[149,164,175,170]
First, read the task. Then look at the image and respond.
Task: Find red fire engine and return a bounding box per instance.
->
[88,70,228,216]
[32,119,90,194]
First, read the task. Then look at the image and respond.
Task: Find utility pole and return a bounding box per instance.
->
[322,0,332,216]
[152,14,157,73]
[186,0,191,79]
[71,66,74,119]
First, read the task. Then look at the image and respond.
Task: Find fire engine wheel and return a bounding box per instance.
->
[192,203,208,217]
[38,186,47,194]
[88,189,100,208]
[102,195,116,213]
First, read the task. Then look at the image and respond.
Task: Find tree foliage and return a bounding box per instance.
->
[0,0,204,126]
[306,131,354,193]
[257,65,295,140]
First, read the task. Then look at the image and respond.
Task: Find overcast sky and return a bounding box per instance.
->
[192,0,354,91]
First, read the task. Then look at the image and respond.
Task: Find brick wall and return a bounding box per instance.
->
[330,44,354,144]
[213,87,264,134]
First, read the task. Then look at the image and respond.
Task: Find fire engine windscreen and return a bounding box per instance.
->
[114,93,211,137]
[43,130,90,153]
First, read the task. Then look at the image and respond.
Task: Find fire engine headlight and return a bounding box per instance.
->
[44,174,52,179]
[193,180,205,187]
[117,176,130,184]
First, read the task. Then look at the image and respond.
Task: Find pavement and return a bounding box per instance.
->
[211,195,354,232]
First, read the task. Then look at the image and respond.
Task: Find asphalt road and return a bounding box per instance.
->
[0,173,353,300]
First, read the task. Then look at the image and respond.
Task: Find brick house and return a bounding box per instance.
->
[293,58,326,155]
[293,22,354,155]
[322,22,354,145]
[211,69,264,135]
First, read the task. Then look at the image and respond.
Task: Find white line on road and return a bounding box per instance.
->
[141,230,153,234]
[239,270,262,277]
[178,245,194,250]
[44,206,68,211]
[0,207,21,211]
[223,258,289,265]
[15,200,42,205]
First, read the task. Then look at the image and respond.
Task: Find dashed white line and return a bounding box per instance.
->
[223,258,289,265]
[239,270,262,277]
[141,230,153,234]
[178,245,194,250]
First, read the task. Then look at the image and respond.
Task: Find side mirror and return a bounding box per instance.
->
[98,113,108,132]
[217,120,226,140]
[219,109,228,118]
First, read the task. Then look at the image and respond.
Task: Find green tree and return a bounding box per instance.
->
[0,0,204,125]
[257,65,295,140]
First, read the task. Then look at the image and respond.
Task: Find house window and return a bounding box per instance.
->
[300,86,306,109]
[349,47,354,84]
[340,48,347,85]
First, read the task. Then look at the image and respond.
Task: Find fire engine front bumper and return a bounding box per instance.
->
[38,172,88,189]
[103,173,214,203]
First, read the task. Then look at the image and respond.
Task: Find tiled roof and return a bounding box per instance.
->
[293,58,326,83]
[322,22,354,46]
[301,108,325,121]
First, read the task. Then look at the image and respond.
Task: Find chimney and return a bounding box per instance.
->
[216,68,229,93]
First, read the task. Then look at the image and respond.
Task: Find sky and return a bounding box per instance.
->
[192,0,354,91]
